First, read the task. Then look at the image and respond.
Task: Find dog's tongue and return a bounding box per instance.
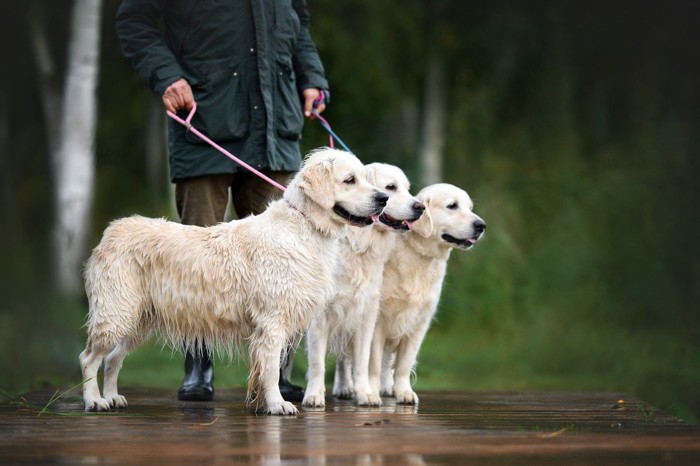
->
[371,214,380,223]
[468,237,477,244]
[402,220,414,230]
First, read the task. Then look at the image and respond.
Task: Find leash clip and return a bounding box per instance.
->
[184,104,197,131]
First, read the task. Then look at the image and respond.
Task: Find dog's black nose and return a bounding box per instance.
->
[473,219,486,234]
[375,191,389,206]
[413,201,425,213]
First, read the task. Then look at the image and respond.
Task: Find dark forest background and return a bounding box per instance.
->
[1,0,698,422]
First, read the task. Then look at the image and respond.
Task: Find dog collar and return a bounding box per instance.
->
[286,200,306,218]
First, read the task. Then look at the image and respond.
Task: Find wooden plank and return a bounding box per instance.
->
[0,388,698,465]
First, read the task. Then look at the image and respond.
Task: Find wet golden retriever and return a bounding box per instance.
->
[369,183,486,405]
[303,163,424,408]
[79,148,388,415]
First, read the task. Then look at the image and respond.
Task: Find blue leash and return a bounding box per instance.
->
[311,90,353,153]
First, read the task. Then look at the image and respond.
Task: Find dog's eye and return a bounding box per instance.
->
[344,176,356,184]
[447,202,458,210]
[385,184,397,192]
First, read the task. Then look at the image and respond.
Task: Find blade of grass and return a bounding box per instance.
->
[37,379,88,416]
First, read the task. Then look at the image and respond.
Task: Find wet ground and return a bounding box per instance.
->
[1,387,699,465]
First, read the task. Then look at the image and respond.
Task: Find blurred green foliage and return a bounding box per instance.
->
[1,0,698,422]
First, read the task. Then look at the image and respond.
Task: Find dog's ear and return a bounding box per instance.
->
[412,194,434,237]
[364,164,378,187]
[299,157,335,210]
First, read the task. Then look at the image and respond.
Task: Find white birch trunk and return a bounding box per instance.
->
[53,0,102,293]
[419,49,446,187]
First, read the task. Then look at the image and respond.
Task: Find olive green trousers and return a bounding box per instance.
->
[175,171,293,226]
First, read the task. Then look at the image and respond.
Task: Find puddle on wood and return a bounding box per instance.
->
[1,388,698,465]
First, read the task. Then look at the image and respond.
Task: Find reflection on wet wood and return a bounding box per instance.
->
[1,388,698,465]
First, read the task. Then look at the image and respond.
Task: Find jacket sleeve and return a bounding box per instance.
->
[291,0,329,94]
[115,0,184,96]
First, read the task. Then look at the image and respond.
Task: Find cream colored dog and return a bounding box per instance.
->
[79,148,388,415]
[369,183,486,405]
[303,163,424,408]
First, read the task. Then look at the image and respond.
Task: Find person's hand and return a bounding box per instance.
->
[302,88,325,118]
[162,78,195,113]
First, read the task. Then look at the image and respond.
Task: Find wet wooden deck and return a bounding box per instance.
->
[1,388,699,465]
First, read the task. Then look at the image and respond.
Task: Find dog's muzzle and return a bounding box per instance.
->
[333,204,375,226]
[442,219,486,249]
[333,191,389,227]
[379,201,425,231]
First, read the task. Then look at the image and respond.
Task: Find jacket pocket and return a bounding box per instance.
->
[185,67,249,143]
[274,63,303,140]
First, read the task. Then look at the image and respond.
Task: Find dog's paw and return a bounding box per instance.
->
[107,394,128,410]
[380,387,394,397]
[266,400,298,416]
[356,391,382,407]
[394,389,419,405]
[332,387,354,400]
[302,392,326,408]
[84,397,111,412]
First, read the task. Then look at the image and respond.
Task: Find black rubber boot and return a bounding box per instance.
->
[178,350,214,401]
[279,349,305,402]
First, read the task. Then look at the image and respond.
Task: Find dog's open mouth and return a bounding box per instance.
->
[379,213,417,231]
[333,204,377,226]
[441,233,480,249]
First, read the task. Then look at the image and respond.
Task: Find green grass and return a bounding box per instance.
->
[0,381,84,416]
[415,309,700,424]
[116,341,251,389]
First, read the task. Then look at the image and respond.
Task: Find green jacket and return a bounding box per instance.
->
[116,0,329,182]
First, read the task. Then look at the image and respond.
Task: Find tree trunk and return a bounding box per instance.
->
[29,5,61,150]
[418,47,446,188]
[52,0,103,293]
[0,68,10,231]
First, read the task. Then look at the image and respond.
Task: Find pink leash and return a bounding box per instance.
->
[166,104,288,192]
[166,91,347,192]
